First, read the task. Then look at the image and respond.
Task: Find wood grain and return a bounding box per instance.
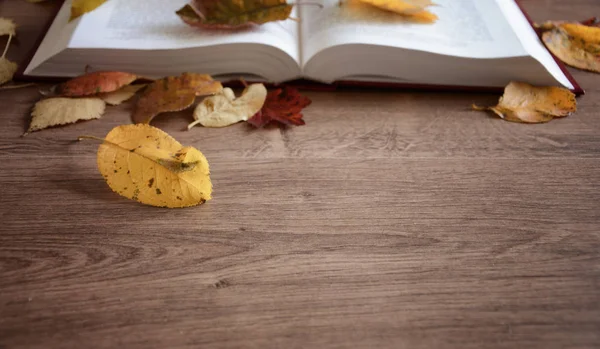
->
[1,1,599,349]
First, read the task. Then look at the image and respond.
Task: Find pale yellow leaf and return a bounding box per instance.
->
[99,84,146,106]
[0,57,17,86]
[28,97,106,133]
[0,18,16,36]
[87,124,212,208]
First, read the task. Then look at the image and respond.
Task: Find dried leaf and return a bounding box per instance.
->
[0,18,16,36]
[71,0,108,21]
[247,86,311,127]
[176,0,293,29]
[132,73,222,124]
[56,71,139,97]
[354,0,437,22]
[99,84,146,106]
[0,57,17,86]
[82,124,212,208]
[472,81,576,124]
[28,97,106,133]
[541,22,600,73]
[188,85,267,129]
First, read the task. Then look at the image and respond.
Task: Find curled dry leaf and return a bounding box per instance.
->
[56,71,139,97]
[28,97,106,133]
[472,81,577,124]
[188,85,267,129]
[80,124,212,208]
[133,73,222,124]
[540,21,600,73]
[0,57,17,86]
[247,86,311,128]
[0,18,16,36]
[176,0,293,29]
[71,0,108,21]
[99,84,146,106]
[354,0,437,23]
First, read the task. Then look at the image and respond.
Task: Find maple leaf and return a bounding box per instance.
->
[132,73,222,124]
[176,0,293,29]
[247,86,311,127]
[351,0,437,23]
[27,97,106,134]
[70,0,109,21]
[56,71,139,97]
[79,124,212,208]
[188,84,267,129]
[536,19,600,73]
[472,81,577,124]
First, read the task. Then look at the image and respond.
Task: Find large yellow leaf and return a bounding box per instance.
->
[354,0,437,22]
[70,0,108,21]
[27,97,106,133]
[84,124,212,208]
[472,81,577,124]
[542,22,600,73]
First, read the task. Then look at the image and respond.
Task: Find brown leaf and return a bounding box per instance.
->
[472,81,576,124]
[27,97,106,133]
[247,86,311,127]
[132,73,222,124]
[540,21,600,73]
[56,71,139,97]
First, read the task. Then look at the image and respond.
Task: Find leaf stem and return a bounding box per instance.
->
[2,34,13,59]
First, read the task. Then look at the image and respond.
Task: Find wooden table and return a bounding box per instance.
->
[1,1,599,348]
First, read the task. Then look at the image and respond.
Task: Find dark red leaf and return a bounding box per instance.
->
[247,87,311,128]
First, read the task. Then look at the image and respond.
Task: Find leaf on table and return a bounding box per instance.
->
[247,86,311,127]
[176,0,293,30]
[70,0,109,21]
[472,81,577,124]
[538,20,600,73]
[0,18,16,36]
[81,124,212,208]
[27,97,106,133]
[0,57,17,86]
[352,0,437,23]
[132,73,222,124]
[188,84,267,129]
[56,71,139,97]
[99,84,146,105]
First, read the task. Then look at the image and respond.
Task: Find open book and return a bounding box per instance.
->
[24,0,582,93]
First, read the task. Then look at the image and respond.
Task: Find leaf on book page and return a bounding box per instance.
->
[247,86,311,127]
[0,57,17,86]
[352,0,437,23]
[79,124,212,208]
[188,85,267,129]
[0,18,16,36]
[176,0,293,29]
[99,84,146,106]
[27,97,106,134]
[539,21,600,73]
[472,81,577,124]
[132,73,223,124]
[56,71,139,97]
[70,0,109,21]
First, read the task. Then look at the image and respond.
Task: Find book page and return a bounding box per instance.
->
[67,0,300,63]
[300,0,528,63]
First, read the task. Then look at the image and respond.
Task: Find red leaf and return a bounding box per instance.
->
[247,87,311,128]
[56,71,138,97]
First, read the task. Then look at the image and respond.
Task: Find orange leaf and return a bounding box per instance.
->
[539,20,600,73]
[56,71,138,97]
[247,86,311,127]
[132,73,222,124]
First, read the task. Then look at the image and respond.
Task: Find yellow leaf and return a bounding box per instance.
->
[28,97,106,133]
[0,57,17,86]
[541,22,600,73]
[472,81,577,124]
[354,0,437,22]
[83,124,212,208]
[70,0,108,21]
[0,18,16,37]
[188,84,267,129]
[99,84,146,106]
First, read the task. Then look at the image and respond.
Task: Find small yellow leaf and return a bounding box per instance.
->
[70,0,108,21]
[0,18,16,37]
[99,84,146,106]
[541,22,600,73]
[354,0,437,22]
[28,97,106,133]
[0,57,17,86]
[472,81,577,124]
[188,84,267,129]
[86,124,212,208]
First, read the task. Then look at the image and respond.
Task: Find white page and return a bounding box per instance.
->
[67,0,300,63]
[300,0,528,63]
